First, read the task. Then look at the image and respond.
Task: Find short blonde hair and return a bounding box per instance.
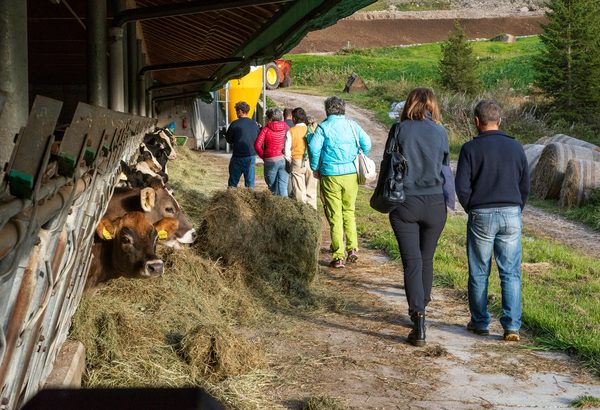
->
[401,87,441,123]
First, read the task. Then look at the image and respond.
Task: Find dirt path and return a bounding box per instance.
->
[259,89,600,408]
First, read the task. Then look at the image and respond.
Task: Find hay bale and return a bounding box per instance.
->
[535,136,551,145]
[523,144,545,174]
[546,134,599,150]
[490,33,516,43]
[200,189,321,294]
[559,159,600,208]
[183,324,266,381]
[531,143,600,199]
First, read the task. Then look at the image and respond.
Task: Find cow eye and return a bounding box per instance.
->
[165,207,175,214]
[121,235,132,244]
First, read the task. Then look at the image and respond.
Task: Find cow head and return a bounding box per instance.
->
[96,212,164,278]
[138,143,163,172]
[158,129,177,160]
[138,179,196,247]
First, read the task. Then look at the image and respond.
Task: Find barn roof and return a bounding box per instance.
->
[29,0,374,102]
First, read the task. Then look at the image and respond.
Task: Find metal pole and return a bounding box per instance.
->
[108,27,125,111]
[145,75,152,117]
[137,45,146,116]
[0,0,28,171]
[262,65,266,126]
[115,0,128,111]
[127,23,138,114]
[86,0,108,107]
[225,84,229,154]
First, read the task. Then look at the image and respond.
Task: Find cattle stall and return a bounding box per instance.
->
[0,97,155,409]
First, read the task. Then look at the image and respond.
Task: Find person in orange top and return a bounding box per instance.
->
[284,107,317,208]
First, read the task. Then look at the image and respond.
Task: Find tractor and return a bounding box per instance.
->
[264,59,292,89]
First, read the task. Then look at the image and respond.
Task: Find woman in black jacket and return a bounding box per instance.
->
[388,88,450,347]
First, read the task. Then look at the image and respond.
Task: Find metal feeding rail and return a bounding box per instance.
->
[0,96,156,410]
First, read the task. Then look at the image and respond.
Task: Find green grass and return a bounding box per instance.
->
[354,188,600,374]
[572,395,600,408]
[289,37,541,92]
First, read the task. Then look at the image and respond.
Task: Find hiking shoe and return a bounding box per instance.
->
[346,249,358,263]
[503,330,520,342]
[329,258,345,269]
[467,322,490,336]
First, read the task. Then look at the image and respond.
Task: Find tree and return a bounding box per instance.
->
[535,0,600,124]
[439,20,483,96]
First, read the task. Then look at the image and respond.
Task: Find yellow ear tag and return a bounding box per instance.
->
[158,230,168,240]
[102,227,113,240]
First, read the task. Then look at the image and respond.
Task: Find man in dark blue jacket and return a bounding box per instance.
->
[225,101,260,189]
[455,100,529,342]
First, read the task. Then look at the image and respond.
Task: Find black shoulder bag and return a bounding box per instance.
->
[369,124,408,213]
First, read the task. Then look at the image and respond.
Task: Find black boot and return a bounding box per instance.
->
[407,312,426,347]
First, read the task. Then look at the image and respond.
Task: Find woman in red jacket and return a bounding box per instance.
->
[254,108,289,196]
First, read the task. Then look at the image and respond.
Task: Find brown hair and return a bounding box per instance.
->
[400,87,441,123]
[474,99,502,126]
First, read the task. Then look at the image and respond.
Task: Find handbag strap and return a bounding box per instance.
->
[348,120,364,154]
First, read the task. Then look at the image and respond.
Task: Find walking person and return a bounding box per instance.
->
[255,108,289,196]
[455,99,529,342]
[387,88,450,347]
[285,107,318,208]
[225,101,260,189]
[309,96,371,268]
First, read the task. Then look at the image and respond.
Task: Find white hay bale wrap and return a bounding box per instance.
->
[523,144,545,174]
[546,134,599,150]
[559,159,600,208]
[531,142,600,199]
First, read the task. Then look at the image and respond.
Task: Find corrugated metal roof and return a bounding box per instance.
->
[28,0,374,104]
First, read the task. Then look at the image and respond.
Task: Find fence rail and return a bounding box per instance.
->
[0,96,156,410]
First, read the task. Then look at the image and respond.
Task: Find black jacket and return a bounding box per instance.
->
[225,117,260,157]
[455,130,529,212]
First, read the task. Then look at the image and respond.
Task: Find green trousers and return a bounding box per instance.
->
[321,174,359,260]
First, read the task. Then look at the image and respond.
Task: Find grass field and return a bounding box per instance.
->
[354,189,600,374]
[290,37,541,92]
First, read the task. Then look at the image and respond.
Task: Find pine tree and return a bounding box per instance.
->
[439,20,483,96]
[535,0,600,124]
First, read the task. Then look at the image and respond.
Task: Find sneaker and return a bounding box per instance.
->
[467,322,490,336]
[329,258,345,269]
[503,330,520,342]
[346,249,358,263]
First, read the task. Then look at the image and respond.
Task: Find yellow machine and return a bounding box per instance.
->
[221,66,264,121]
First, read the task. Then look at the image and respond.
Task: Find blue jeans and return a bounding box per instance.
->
[228,155,255,188]
[467,206,522,332]
[264,159,289,196]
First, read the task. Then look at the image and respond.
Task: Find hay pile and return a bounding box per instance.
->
[531,142,600,199]
[200,189,321,296]
[70,248,267,404]
[559,159,600,208]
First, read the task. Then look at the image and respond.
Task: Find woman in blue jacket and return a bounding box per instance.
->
[388,88,449,347]
[309,96,372,268]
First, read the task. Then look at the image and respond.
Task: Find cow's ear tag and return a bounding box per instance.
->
[157,230,168,240]
[102,227,113,240]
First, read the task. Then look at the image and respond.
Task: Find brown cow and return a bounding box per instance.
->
[105,177,195,247]
[86,212,173,288]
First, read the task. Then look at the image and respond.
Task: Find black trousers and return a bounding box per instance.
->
[389,194,447,315]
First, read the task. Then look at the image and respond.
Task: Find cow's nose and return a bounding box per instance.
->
[145,260,164,277]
